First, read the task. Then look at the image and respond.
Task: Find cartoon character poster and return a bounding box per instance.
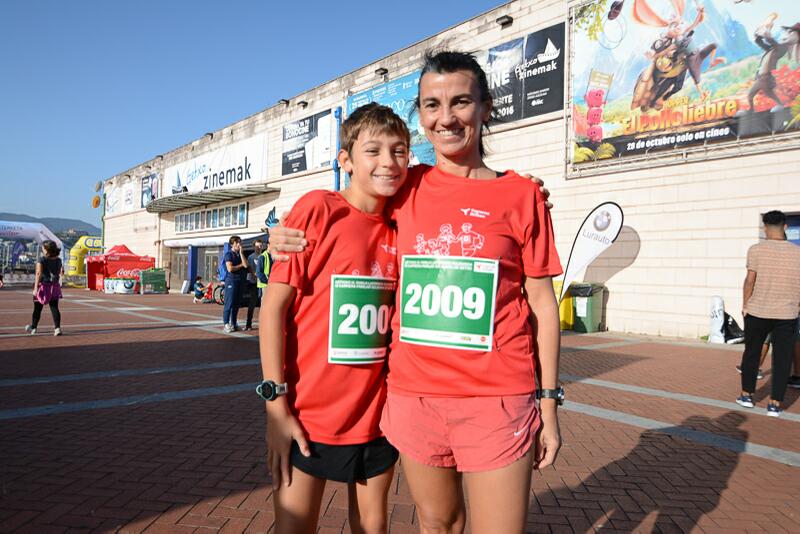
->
[571,0,800,164]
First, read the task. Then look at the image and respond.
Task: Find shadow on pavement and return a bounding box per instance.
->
[537,412,747,532]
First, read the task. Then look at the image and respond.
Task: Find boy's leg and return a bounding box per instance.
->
[273,466,327,534]
[462,450,534,534]
[347,466,394,534]
[769,319,796,404]
[399,454,465,534]
[231,283,243,327]
[222,283,234,325]
[246,283,257,328]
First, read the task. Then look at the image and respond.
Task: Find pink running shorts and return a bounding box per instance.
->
[380,391,540,472]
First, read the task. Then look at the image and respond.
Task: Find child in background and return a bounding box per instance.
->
[192,276,205,303]
[258,103,409,533]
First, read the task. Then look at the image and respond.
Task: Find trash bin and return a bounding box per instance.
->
[140,269,168,294]
[570,283,606,333]
[552,280,574,330]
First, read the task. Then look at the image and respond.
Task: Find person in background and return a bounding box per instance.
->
[223,235,248,333]
[737,210,800,417]
[192,275,206,303]
[25,240,64,336]
[244,239,265,331]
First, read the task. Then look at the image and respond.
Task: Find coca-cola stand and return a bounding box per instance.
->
[86,245,155,292]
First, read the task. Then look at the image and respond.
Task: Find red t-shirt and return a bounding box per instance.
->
[269,190,398,444]
[387,165,562,397]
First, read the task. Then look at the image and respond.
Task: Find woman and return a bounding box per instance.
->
[272,50,562,533]
[26,240,64,336]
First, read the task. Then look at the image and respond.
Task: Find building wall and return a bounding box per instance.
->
[103,0,800,338]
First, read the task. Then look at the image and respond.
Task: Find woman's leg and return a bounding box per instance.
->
[49,300,61,329]
[272,466,327,534]
[347,466,394,534]
[400,454,465,534]
[31,301,44,328]
[462,450,534,534]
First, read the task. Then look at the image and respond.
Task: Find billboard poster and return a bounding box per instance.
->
[282,110,333,175]
[347,70,435,166]
[477,23,566,123]
[571,0,800,164]
[140,174,159,208]
[164,132,268,195]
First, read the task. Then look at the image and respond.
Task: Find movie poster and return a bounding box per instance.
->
[282,110,333,175]
[478,23,566,123]
[347,71,435,166]
[140,174,159,208]
[571,0,800,164]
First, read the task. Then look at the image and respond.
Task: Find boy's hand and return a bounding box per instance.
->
[533,410,561,469]
[266,410,310,489]
[521,174,552,209]
[268,212,308,261]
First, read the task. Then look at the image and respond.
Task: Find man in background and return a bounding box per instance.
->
[244,239,265,331]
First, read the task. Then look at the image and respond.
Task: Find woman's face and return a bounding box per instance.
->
[418,70,491,162]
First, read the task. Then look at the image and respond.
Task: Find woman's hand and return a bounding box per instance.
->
[533,409,561,469]
[521,174,552,209]
[268,213,308,261]
[266,409,310,489]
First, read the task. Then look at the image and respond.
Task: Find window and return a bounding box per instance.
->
[231,205,239,226]
[194,212,200,230]
[175,203,248,233]
[225,206,232,226]
[212,209,219,228]
[205,211,211,228]
[238,203,247,225]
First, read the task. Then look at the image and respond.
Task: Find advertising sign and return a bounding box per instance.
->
[282,110,333,175]
[141,174,159,208]
[164,132,268,195]
[571,0,800,163]
[477,22,566,123]
[347,70,435,166]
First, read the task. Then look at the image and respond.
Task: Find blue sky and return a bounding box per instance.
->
[0,0,504,226]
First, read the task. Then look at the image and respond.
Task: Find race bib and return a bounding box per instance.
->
[399,255,498,351]
[329,275,396,364]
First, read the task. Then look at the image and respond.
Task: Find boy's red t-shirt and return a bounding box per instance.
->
[386,165,562,397]
[269,190,397,445]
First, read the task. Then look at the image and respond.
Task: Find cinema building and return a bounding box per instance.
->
[103,0,800,339]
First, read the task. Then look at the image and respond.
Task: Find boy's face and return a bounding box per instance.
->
[339,129,409,199]
[231,241,241,252]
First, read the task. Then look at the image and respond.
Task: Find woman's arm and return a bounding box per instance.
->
[524,276,561,469]
[259,282,310,489]
[33,261,42,295]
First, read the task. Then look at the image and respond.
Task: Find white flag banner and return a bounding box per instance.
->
[559,202,624,302]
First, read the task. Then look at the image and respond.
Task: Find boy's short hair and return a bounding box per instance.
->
[229,235,241,245]
[762,210,786,226]
[340,102,410,154]
[196,275,202,281]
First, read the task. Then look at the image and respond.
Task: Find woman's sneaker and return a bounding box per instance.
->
[25,325,36,335]
[54,328,62,336]
[788,376,800,389]
[223,323,234,333]
[735,394,754,408]
[767,403,782,417]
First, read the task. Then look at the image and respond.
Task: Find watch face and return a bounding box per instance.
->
[257,381,276,401]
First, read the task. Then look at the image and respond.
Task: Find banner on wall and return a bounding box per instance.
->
[140,174,159,208]
[477,22,566,123]
[559,202,624,302]
[164,132,268,195]
[282,110,333,175]
[104,177,137,216]
[347,71,435,166]
[571,0,800,164]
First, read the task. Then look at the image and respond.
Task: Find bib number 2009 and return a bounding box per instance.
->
[399,256,498,351]
[403,284,485,320]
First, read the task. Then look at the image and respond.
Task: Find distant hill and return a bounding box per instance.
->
[0,213,100,235]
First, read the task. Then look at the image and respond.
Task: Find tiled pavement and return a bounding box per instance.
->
[0,289,798,533]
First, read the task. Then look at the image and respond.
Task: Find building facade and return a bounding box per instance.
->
[103,0,800,338]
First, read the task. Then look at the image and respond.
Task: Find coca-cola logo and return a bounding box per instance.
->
[114,268,141,278]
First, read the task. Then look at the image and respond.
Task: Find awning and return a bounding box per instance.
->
[146,184,280,213]
[163,232,268,248]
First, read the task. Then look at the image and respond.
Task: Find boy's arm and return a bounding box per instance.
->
[259,282,310,489]
[524,276,561,470]
[256,255,269,284]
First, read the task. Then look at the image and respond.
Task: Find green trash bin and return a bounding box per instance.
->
[570,283,605,333]
[140,268,168,294]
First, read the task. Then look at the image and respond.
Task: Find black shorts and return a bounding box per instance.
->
[290,436,398,483]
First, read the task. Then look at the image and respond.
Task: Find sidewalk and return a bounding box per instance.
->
[1,289,798,533]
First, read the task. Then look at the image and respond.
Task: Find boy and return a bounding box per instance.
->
[192,275,205,303]
[258,103,409,534]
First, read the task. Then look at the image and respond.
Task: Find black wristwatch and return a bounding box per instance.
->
[256,380,288,401]
[536,386,565,406]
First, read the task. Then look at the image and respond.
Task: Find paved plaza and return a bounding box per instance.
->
[1,289,798,533]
